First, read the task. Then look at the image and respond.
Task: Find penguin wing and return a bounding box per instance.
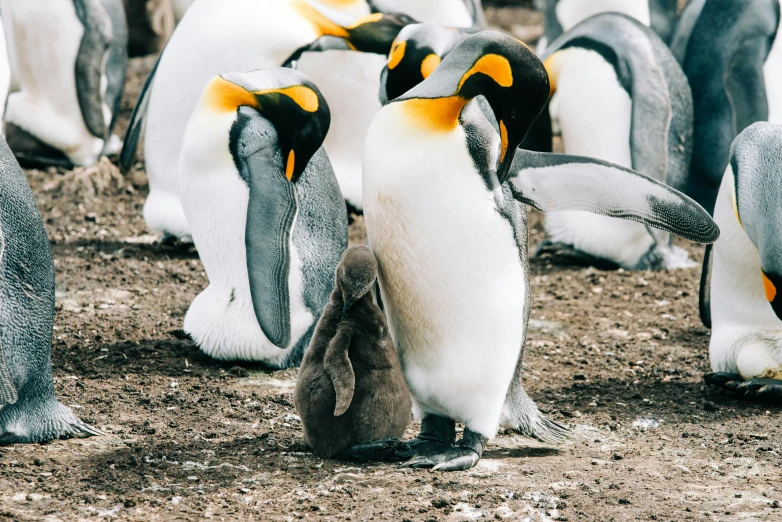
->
[323,327,355,417]
[100,0,129,142]
[508,151,720,244]
[243,142,297,350]
[724,35,772,135]
[74,0,115,140]
[119,53,161,173]
[669,0,706,64]
[0,339,18,405]
[699,244,713,329]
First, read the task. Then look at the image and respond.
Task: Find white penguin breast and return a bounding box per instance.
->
[363,105,525,416]
[555,0,650,32]
[764,18,782,124]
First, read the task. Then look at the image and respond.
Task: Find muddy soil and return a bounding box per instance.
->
[1,6,781,522]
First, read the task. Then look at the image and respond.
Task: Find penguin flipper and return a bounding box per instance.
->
[0,339,18,405]
[508,151,720,244]
[724,36,772,134]
[699,244,713,329]
[243,143,296,349]
[74,0,114,140]
[119,52,162,173]
[323,328,355,417]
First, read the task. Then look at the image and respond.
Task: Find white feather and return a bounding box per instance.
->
[709,168,782,378]
[363,102,524,438]
[764,12,782,125]
[3,0,105,165]
[555,0,650,32]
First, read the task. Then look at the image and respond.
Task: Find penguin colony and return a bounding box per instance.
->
[0,0,779,473]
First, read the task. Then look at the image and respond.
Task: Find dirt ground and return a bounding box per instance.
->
[1,5,781,522]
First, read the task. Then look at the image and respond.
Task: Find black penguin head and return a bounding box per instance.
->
[343,11,418,54]
[380,23,472,103]
[205,69,330,182]
[336,246,379,318]
[730,122,782,320]
[395,31,551,183]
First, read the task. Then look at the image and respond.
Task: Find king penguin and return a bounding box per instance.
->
[0,136,102,443]
[669,0,781,214]
[120,0,412,240]
[700,123,782,400]
[3,0,128,167]
[179,68,347,367]
[534,0,679,53]
[296,0,483,212]
[539,13,695,270]
[363,31,719,470]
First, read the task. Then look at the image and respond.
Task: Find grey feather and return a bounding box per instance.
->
[73,0,127,141]
[509,151,720,244]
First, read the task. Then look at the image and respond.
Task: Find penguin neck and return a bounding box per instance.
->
[398,96,470,133]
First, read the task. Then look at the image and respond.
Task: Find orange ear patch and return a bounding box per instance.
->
[763,272,777,302]
[205,77,259,112]
[457,54,513,92]
[388,40,407,70]
[256,86,320,113]
[292,0,349,38]
[400,96,468,133]
[421,54,441,78]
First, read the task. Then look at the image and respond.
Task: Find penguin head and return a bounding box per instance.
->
[336,245,379,319]
[201,69,330,182]
[380,23,471,103]
[396,31,550,183]
[730,122,782,320]
[342,11,418,54]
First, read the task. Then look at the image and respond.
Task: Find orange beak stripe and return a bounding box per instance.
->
[763,272,777,302]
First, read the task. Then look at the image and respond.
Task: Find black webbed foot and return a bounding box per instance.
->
[705,372,782,402]
[397,426,487,472]
[337,438,404,462]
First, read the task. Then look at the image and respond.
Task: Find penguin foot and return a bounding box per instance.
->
[337,438,404,462]
[635,247,665,271]
[705,372,782,402]
[534,240,621,270]
[0,399,103,444]
[397,428,487,472]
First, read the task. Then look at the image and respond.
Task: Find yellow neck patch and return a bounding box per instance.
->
[292,0,349,38]
[543,52,560,97]
[205,77,259,112]
[457,54,513,92]
[388,40,407,70]
[256,86,320,113]
[763,272,777,302]
[421,54,441,79]
[400,96,468,133]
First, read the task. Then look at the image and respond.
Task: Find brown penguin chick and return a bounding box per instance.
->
[123,0,175,57]
[294,246,412,460]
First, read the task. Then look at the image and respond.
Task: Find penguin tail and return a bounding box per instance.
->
[500,379,571,444]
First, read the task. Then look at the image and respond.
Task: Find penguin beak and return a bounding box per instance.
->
[496,119,521,184]
[762,270,782,320]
